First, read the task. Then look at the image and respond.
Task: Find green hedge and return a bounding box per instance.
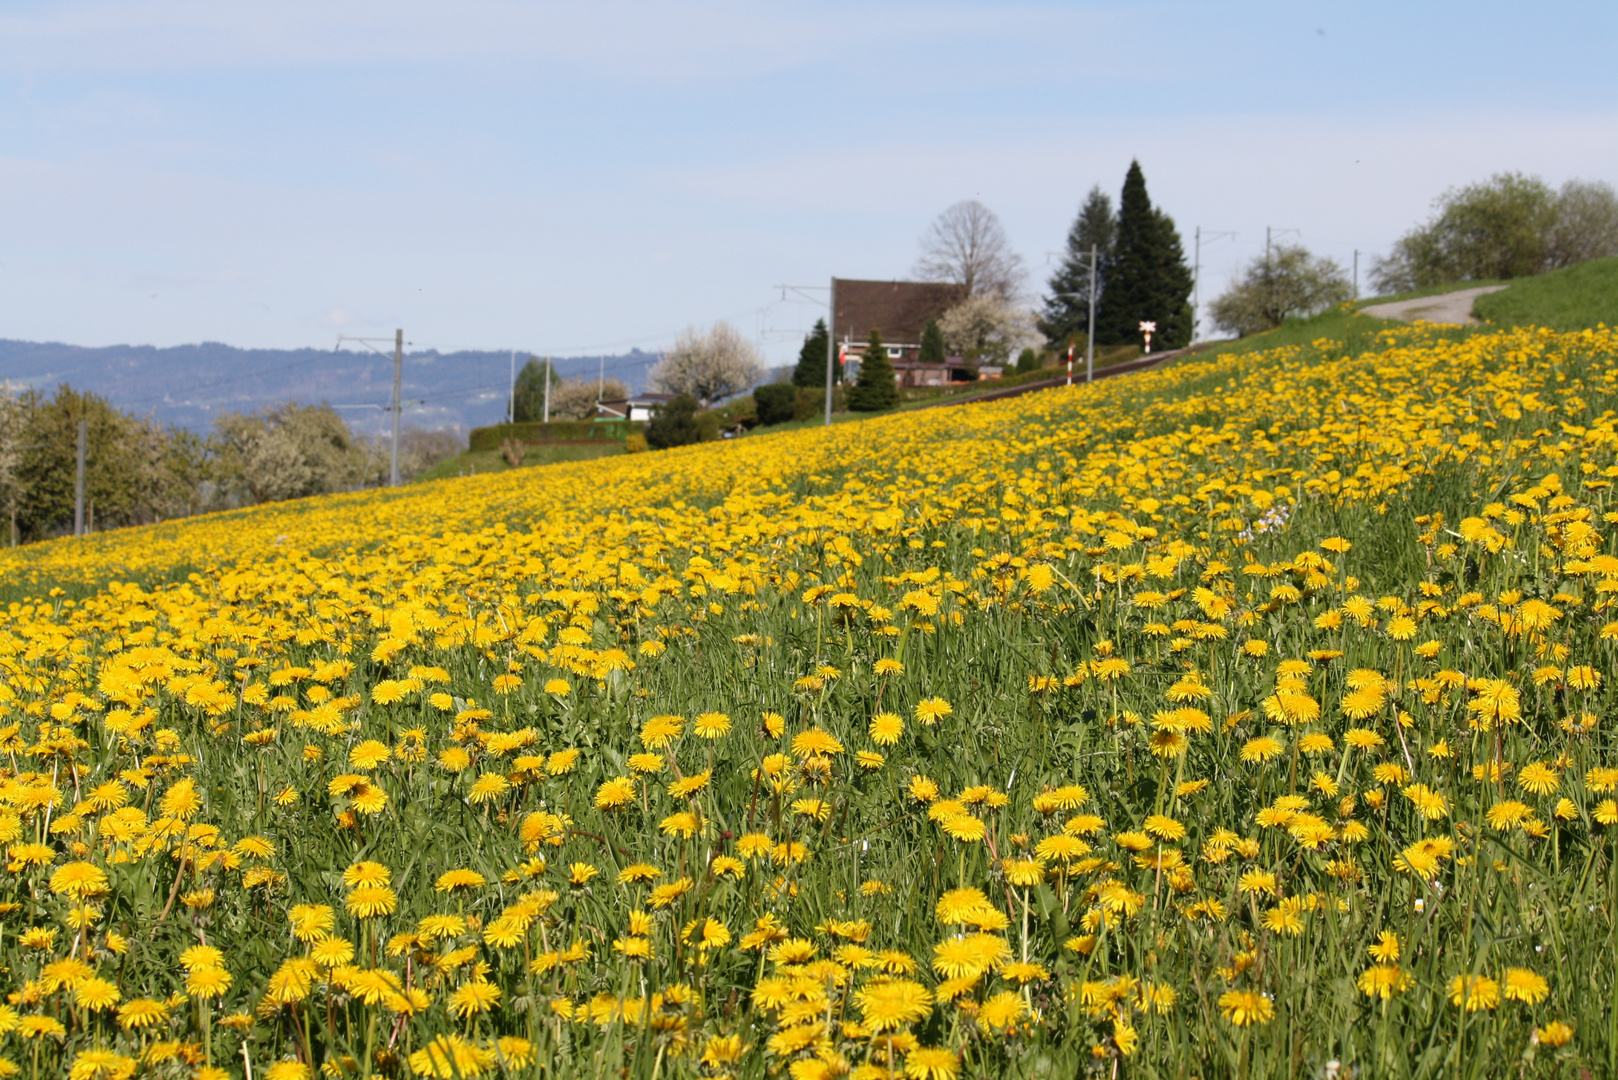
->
[468,419,643,453]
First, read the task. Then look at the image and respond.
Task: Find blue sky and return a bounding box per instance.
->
[3,0,1616,368]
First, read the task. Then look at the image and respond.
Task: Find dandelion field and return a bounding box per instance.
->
[3,323,1618,1078]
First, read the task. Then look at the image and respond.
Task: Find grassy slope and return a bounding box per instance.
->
[5,325,1617,1077]
[1473,255,1618,330]
[1184,273,1532,366]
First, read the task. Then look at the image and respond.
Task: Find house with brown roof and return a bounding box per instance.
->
[832,278,975,387]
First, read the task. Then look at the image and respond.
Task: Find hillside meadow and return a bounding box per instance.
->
[1,321,1616,1078]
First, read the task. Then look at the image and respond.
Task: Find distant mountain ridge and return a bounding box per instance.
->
[0,339,661,435]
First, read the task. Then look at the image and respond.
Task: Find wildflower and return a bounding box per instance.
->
[1240,737,1284,763]
[1448,974,1500,1011]
[978,991,1024,1031]
[660,811,701,838]
[1143,814,1186,841]
[1002,858,1044,887]
[932,934,1010,979]
[1502,967,1549,1004]
[48,861,109,900]
[1238,870,1277,896]
[186,966,231,998]
[469,773,509,803]
[289,904,335,941]
[1535,1021,1574,1047]
[409,1035,495,1078]
[904,1047,958,1080]
[792,727,844,756]
[908,776,940,802]
[856,979,933,1031]
[435,868,487,892]
[1368,931,1400,962]
[594,777,636,810]
[1358,964,1413,1000]
[1217,989,1274,1026]
[73,978,121,1011]
[448,981,501,1018]
[693,712,731,738]
[345,884,399,918]
[1518,762,1560,796]
[117,999,169,1030]
[309,937,356,967]
[669,770,712,797]
[869,712,905,745]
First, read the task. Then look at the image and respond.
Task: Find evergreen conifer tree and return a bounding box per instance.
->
[1038,186,1115,348]
[1093,161,1194,349]
[511,358,561,423]
[917,318,946,366]
[848,330,900,411]
[791,318,832,388]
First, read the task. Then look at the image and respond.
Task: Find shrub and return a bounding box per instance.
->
[753,384,798,427]
[623,433,648,454]
[644,394,701,449]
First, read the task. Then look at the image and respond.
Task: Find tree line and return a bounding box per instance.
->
[0,384,458,545]
[780,164,1618,369]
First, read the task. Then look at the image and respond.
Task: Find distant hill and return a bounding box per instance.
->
[0,340,662,435]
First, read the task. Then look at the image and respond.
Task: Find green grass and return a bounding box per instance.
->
[412,441,623,483]
[1473,256,1618,331]
[1185,307,1401,364]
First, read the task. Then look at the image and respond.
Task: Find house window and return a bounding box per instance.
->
[887,346,903,359]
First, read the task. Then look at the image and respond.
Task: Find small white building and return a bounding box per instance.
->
[596,393,675,423]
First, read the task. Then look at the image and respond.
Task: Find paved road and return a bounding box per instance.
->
[1360,285,1508,325]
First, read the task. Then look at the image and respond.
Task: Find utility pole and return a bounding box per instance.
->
[772,281,837,425]
[73,418,86,538]
[543,358,551,423]
[825,277,836,425]
[1266,226,1272,320]
[1353,250,1360,299]
[1086,244,1098,383]
[597,355,604,405]
[334,332,407,479]
[390,328,402,487]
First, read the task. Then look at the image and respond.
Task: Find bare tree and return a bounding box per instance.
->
[649,322,764,406]
[913,200,1026,301]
